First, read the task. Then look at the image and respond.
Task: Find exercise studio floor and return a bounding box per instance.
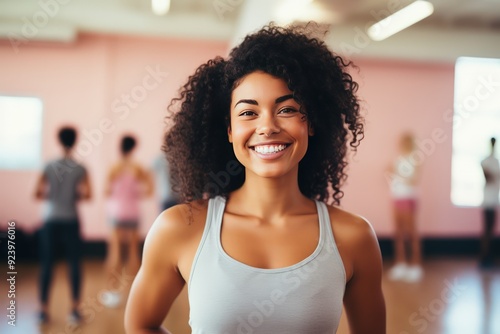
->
[0,258,498,334]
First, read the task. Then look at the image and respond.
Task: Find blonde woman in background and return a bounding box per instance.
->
[100,135,153,308]
[387,132,423,282]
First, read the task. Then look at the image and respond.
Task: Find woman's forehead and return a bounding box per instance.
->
[231,71,292,100]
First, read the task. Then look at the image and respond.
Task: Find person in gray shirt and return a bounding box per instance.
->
[34,126,92,325]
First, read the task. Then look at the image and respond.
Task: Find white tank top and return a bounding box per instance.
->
[188,196,346,334]
[390,154,417,199]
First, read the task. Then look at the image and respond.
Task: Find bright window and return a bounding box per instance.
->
[0,96,43,170]
[451,57,500,206]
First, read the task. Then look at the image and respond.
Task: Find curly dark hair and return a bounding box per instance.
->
[164,23,364,205]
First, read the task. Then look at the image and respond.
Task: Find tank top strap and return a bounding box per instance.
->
[188,196,224,287]
[315,200,338,254]
[210,197,335,249]
[210,196,226,234]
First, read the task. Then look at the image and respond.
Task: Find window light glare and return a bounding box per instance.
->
[152,0,170,16]
[275,0,314,25]
[367,0,434,41]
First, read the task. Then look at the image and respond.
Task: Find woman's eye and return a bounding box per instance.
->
[239,110,256,116]
[278,107,297,114]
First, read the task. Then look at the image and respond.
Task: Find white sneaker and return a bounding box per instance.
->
[404,265,423,283]
[388,263,408,281]
[99,290,122,308]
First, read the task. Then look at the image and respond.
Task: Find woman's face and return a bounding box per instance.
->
[228,71,312,179]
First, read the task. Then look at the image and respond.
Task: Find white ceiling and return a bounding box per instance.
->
[0,0,499,62]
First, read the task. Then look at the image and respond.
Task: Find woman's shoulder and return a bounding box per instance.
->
[323,204,378,253]
[324,204,375,238]
[137,200,210,284]
[323,203,381,281]
[141,200,209,269]
[148,200,208,243]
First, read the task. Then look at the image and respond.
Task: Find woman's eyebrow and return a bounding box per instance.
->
[275,94,294,104]
[234,99,258,107]
[233,94,295,108]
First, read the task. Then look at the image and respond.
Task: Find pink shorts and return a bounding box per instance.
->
[393,198,417,212]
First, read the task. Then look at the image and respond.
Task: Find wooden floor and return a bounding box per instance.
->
[1,258,499,334]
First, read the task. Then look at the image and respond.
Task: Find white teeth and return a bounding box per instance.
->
[254,145,287,154]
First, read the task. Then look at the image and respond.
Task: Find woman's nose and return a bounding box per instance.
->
[256,113,280,137]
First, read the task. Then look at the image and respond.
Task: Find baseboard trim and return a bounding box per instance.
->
[1,228,497,262]
[378,237,499,259]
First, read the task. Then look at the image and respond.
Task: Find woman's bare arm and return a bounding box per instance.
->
[343,217,386,334]
[125,206,194,333]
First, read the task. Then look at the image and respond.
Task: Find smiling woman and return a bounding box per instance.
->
[229,71,311,179]
[125,23,386,334]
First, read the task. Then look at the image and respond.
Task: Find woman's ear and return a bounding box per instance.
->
[228,127,232,143]
[308,123,314,136]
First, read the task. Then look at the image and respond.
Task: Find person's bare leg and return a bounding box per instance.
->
[105,228,122,290]
[393,208,407,264]
[402,207,423,282]
[126,228,141,277]
[388,207,410,280]
[99,228,124,308]
[405,209,422,266]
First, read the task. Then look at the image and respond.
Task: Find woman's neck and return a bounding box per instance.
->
[228,170,310,220]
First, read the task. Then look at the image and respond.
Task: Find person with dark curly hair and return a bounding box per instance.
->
[125,23,385,334]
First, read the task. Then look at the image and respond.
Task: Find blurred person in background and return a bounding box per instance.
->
[34,126,92,325]
[387,132,423,282]
[151,152,179,213]
[480,137,499,269]
[99,135,153,308]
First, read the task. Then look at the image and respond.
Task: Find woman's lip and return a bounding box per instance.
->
[248,143,291,148]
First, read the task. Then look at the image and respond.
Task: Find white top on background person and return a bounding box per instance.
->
[389,133,420,200]
[390,154,418,199]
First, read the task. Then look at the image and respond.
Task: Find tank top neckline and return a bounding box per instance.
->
[211,196,327,274]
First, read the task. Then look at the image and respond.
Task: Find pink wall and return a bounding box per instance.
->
[342,59,484,237]
[0,34,488,239]
[0,33,228,239]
